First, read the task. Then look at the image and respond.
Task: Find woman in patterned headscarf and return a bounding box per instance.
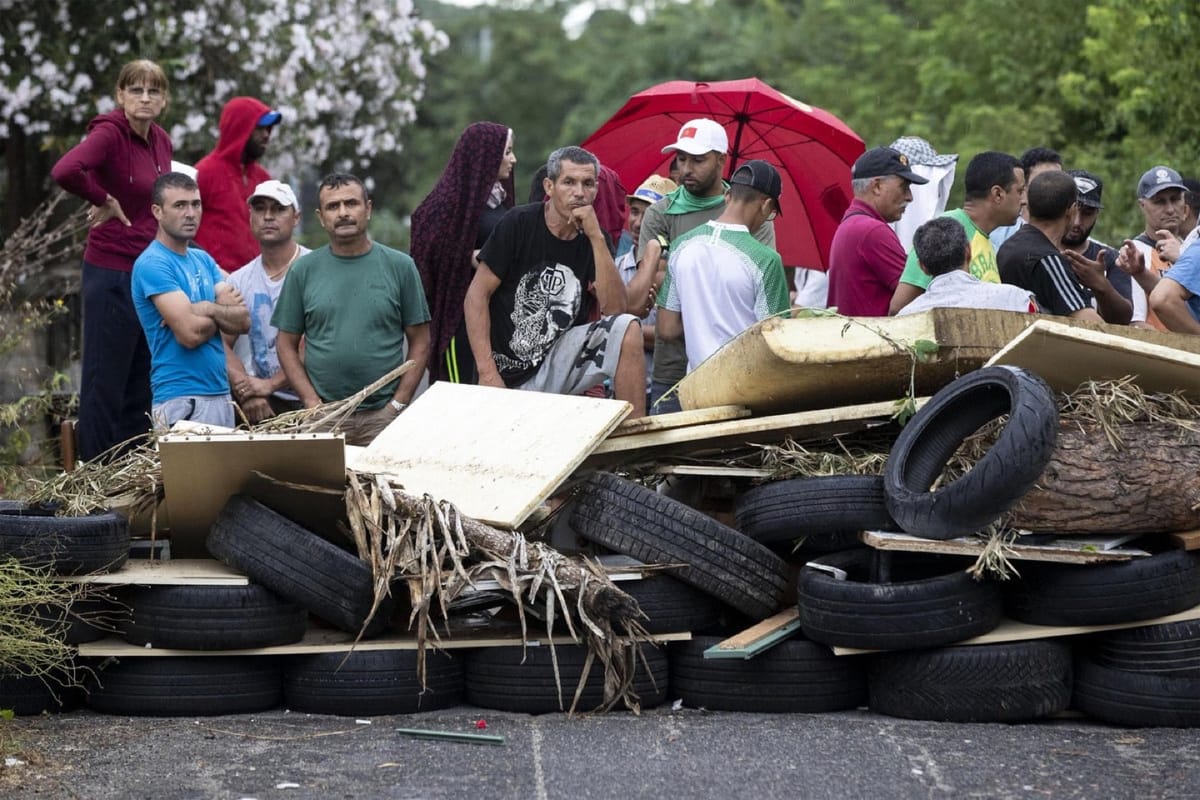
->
[411,122,516,384]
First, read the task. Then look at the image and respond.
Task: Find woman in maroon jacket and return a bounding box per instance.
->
[52,59,174,461]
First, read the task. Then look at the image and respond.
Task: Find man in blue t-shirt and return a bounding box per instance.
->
[132,172,250,432]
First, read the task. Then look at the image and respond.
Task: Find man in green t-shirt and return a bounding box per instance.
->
[273,173,431,445]
[889,152,1025,315]
[657,160,790,372]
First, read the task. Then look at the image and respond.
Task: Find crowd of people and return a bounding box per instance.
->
[50,58,1200,459]
[827,140,1200,335]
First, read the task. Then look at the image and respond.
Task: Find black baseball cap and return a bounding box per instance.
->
[1068,169,1103,209]
[729,159,783,215]
[852,146,930,184]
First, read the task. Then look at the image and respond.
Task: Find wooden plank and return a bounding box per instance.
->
[610,405,750,436]
[651,465,776,479]
[75,628,691,657]
[581,399,906,467]
[678,308,1200,415]
[861,530,1151,564]
[1169,530,1200,551]
[68,558,249,586]
[703,607,801,659]
[833,603,1200,656]
[350,383,629,529]
[159,432,346,558]
[986,319,1200,397]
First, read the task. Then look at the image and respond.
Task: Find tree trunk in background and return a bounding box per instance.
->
[3,129,53,238]
[1010,422,1200,534]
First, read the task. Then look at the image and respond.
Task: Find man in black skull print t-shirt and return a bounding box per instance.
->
[463,146,646,417]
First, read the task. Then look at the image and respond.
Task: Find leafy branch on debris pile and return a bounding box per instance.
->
[20,363,419,525]
[747,435,890,480]
[343,471,653,714]
[0,558,108,701]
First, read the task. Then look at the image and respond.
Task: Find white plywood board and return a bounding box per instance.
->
[352,382,630,529]
[610,405,750,436]
[986,319,1200,397]
[69,558,249,585]
[582,399,910,467]
[861,530,1151,564]
[833,602,1200,655]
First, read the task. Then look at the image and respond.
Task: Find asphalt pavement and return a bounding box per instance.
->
[4,706,1198,799]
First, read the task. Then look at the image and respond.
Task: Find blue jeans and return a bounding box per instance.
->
[649,380,682,415]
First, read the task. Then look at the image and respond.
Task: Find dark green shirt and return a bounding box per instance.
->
[272,243,430,409]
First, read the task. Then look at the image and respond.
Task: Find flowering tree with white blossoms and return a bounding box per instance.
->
[0,0,447,230]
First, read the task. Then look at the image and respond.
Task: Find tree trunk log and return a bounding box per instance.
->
[1010,422,1200,534]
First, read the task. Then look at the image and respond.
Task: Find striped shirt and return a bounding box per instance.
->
[997,224,1093,316]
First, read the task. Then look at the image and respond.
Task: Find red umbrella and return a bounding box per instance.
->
[581,78,864,270]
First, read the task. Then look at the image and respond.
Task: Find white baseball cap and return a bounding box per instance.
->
[247,179,299,211]
[661,118,729,156]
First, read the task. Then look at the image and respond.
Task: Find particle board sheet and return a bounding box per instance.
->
[351,382,631,529]
[158,431,346,559]
[68,558,249,586]
[581,399,910,468]
[832,603,1200,656]
[861,530,1151,564]
[678,308,1200,414]
[609,404,750,436]
[985,319,1200,397]
[76,628,692,657]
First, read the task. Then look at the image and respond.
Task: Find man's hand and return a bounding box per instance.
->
[477,368,506,389]
[232,374,273,403]
[239,397,275,424]
[1155,229,1182,264]
[1115,240,1147,277]
[1064,248,1108,291]
[570,205,602,239]
[216,283,245,307]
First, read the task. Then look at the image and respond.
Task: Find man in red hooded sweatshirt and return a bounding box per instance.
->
[194,96,280,271]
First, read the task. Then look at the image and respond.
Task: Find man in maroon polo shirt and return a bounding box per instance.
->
[827,147,928,316]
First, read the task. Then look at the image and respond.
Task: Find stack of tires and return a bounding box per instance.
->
[0,502,130,715]
[560,472,867,715]
[84,494,468,717]
[1005,549,1200,727]
[734,367,1077,722]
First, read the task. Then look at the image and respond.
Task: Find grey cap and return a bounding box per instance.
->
[1137,165,1185,199]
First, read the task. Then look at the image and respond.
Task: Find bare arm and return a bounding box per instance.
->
[624,239,664,316]
[1117,240,1162,295]
[656,307,683,341]
[223,331,290,399]
[153,289,249,347]
[464,262,505,388]
[1150,279,1200,335]
[888,282,924,316]
[1066,306,1105,322]
[1064,249,1132,325]
[394,323,430,404]
[277,330,322,408]
[573,206,626,316]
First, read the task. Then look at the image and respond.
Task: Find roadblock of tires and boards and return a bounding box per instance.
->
[4,310,1200,728]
